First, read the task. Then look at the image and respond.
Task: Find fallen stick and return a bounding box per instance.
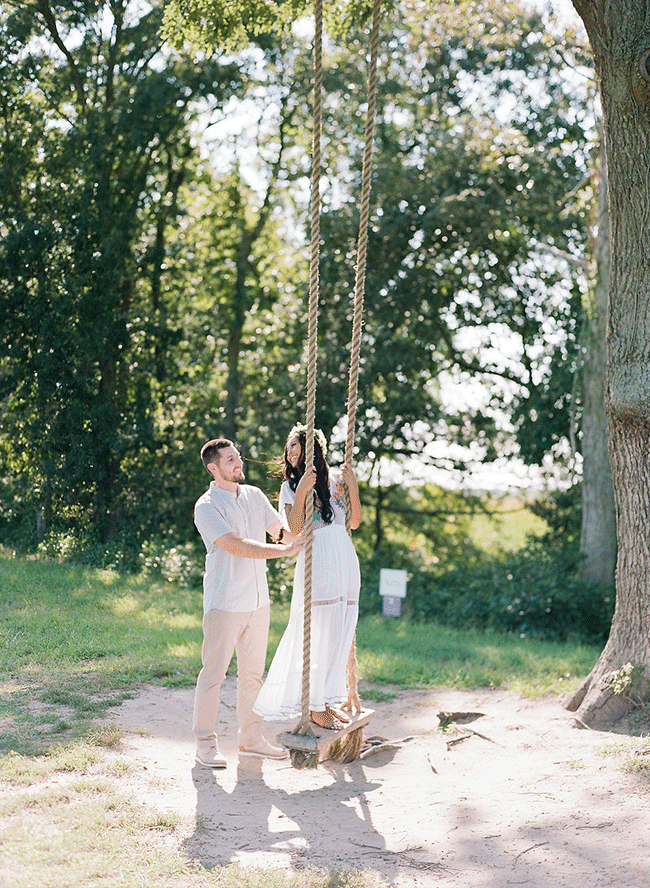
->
[514,841,549,862]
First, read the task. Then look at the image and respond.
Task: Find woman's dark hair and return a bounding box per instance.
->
[283,429,333,524]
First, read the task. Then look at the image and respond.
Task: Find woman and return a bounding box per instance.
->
[254,424,362,730]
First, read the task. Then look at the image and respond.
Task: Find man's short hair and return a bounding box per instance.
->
[200,438,234,473]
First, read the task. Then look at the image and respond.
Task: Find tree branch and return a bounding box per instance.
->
[535,241,590,271]
[37,0,86,111]
[105,1,126,109]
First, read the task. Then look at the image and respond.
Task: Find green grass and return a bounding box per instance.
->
[599,738,650,783]
[1,754,375,887]
[1,550,602,888]
[355,616,598,696]
[1,554,203,683]
[0,737,382,886]
[1,554,204,755]
[466,496,548,554]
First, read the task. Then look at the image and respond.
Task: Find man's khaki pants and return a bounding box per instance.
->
[192,605,270,753]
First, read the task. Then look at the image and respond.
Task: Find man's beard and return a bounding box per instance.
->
[219,465,244,483]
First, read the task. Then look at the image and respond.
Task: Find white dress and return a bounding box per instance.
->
[254,470,360,719]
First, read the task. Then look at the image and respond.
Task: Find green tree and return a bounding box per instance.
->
[312,4,591,480]
[0,1,241,550]
[152,163,310,514]
[165,0,596,556]
[1,0,600,576]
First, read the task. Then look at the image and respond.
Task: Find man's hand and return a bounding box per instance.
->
[281,531,306,556]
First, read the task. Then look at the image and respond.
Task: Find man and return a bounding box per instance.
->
[192,437,303,768]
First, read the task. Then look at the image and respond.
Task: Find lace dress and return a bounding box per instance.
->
[254,470,360,719]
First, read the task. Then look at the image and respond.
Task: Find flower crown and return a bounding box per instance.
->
[288,423,328,457]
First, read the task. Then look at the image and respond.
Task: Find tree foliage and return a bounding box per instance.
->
[299,2,593,480]
[0,0,596,573]
[0,1,243,548]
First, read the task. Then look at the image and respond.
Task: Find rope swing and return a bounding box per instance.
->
[280,0,382,769]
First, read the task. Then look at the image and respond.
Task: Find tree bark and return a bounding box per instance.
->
[579,137,616,587]
[568,419,650,724]
[568,0,650,725]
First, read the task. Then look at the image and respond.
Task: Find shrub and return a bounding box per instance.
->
[33,526,144,572]
[139,537,204,588]
[367,542,614,645]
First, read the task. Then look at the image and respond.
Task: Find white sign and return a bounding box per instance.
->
[379,568,408,599]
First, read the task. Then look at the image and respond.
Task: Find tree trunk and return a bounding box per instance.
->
[222,101,292,441]
[568,419,650,724]
[224,288,246,441]
[568,0,650,725]
[579,137,616,587]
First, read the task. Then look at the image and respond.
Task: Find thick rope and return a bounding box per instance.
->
[344,0,381,534]
[296,0,323,737]
[342,0,381,718]
[296,0,381,739]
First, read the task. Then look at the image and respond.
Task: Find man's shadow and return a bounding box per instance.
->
[182,750,400,880]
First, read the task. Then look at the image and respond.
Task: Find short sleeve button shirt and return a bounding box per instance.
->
[194,482,280,614]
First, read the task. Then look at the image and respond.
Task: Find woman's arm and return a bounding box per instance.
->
[285,468,316,535]
[341,464,362,530]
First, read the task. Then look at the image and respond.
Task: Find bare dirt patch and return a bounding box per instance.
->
[102,679,650,887]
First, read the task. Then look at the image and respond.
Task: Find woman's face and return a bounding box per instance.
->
[286,434,302,468]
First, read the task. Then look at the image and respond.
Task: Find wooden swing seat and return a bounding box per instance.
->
[277,707,375,757]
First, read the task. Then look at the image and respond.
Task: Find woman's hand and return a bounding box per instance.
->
[337,463,362,529]
[287,467,316,535]
[340,463,358,490]
[295,466,316,496]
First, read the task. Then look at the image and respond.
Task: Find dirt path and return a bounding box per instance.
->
[103,679,650,887]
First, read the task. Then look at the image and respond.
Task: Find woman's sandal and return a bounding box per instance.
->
[326,704,350,724]
[310,709,344,731]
